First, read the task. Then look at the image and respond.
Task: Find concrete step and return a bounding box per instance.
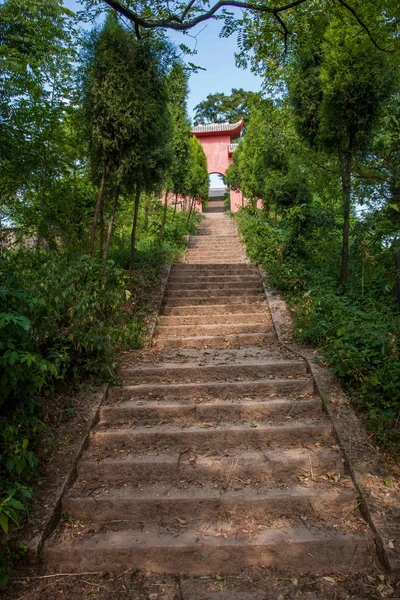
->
[162,304,269,316]
[162,295,266,307]
[76,447,346,486]
[171,264,258,273]
[120,359,305,384]
[44,523,371,575]
[63,485,356,524]
[184,260,248,265]
[164,288,263,299]
[99,398,321,427]
[152,331,277,349]
[108,376,314,403]
[154,323,271,337]
[166,284,263,292]
[87,422,333,455]
[168,276,261,285]
[158,313,270,325]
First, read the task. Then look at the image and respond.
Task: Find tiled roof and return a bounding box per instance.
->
[192,120,243,133]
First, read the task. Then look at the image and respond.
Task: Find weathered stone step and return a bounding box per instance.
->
[164,288,262,299]
[44,523,371,575]
[185,255,246,261]
[171,264,258,273]
[162,304,268,316]
[158,313,270,326]
[76,447,346,486]
[120,360,305,384]
[168,276,261,285]
[88,422,332,455]
[154,323,270,338]
[187,245,244,251]
[108,376,313,403]
[204,207,226,213]
[63,485,355,524]
[184,260,248,265]
[162,295,266,307]
[189,239,243,245]
[153,331,276,349]
[99,398,321,426]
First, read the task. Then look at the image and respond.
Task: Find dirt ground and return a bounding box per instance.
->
[2,564,400,599]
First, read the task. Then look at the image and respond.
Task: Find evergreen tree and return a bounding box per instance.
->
[289,18,396,289]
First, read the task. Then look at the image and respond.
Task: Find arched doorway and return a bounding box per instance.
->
[207,172,228,214]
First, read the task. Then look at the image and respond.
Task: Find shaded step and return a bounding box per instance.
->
[158,313,271,325]
[108,377,313,403]
[171,264,258,273]
[162,295,266,307]
[88,422,332,455]
[164,288,262,299]
[167,276,261,285]
[99,398,321,426]
[184,260,248,265]
[154,324,270,338]
[162,304,268,316]
[76,447,346,486]
[120,359,306,384]
[44,523,371,575]
[153,331,277,349]
[63,485,356,524]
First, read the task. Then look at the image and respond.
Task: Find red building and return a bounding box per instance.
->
[191,120,244,213]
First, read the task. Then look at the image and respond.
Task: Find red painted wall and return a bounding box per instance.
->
[199,134,232,177]
[192,123,249,213]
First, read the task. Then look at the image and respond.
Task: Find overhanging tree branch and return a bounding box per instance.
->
[102,0,396,52]
[335,0,396,53]
[102,0,309,31]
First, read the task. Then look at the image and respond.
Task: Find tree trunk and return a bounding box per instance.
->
[104,186,119,261]
[186,197,196,225]
[99,184,105,259]
[339,138,354,291]
[88,168,106,257]
[129,187,141,272]
[158,189,169,247]
[173,192,179,216]
[144,193,151,232]
[395,247,400,311]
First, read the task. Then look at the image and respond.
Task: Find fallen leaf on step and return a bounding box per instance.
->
[321,576,336,584]
[175,517,187,525]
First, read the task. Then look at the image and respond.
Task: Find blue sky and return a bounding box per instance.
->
[64,1,262,119]
[167,19,262,117]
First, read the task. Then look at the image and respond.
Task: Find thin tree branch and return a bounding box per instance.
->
[103,0,396,53]
[273,11,291,52]
[102,0,309,32]
[334,0,396,53]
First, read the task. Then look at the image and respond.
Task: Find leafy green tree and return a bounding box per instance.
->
[0,0,76,234]
[289,18,397,288]
[185,137,209,219]
[193,88,261,128]
[81,16,173,264]
[159,61,191,243]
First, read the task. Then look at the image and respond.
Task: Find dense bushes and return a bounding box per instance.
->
[0,250,136,542]
[0,203,199,574]
[237,207,400,451]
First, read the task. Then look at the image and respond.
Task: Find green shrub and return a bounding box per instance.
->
[236,206,400,452]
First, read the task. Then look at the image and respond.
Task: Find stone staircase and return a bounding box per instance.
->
[43,213,374,576]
